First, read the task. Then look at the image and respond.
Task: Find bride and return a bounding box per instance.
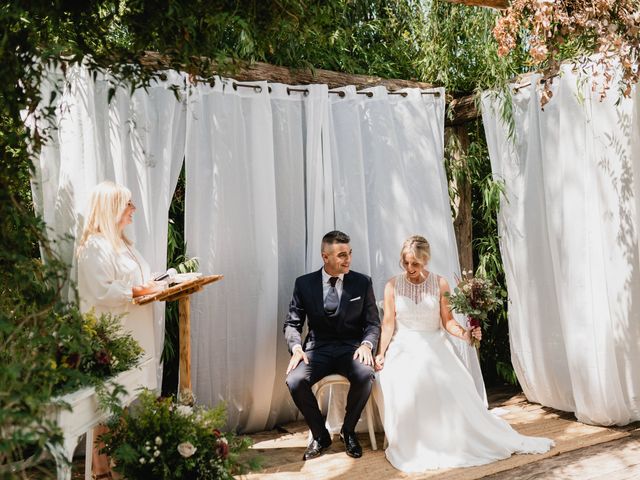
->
[375,235,554,472]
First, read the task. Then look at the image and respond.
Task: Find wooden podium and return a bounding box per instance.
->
[134,274,223,393]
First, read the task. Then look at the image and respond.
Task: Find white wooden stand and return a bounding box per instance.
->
[46,357,157,480]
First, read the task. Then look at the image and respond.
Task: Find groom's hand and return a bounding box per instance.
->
[286,347,309,375]
[353,344,374,366]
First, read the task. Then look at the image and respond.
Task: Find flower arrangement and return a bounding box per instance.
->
[1,308,143,471]
[100,389,254,480]
[42,309,143,395]
[493,0,639,106]
[445,270,503,348]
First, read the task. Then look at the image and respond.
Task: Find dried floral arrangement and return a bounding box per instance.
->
[494,0,639,105]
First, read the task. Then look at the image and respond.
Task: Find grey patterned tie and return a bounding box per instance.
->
[324,276,340,314]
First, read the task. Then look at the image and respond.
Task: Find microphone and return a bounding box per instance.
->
[154,267,177,282]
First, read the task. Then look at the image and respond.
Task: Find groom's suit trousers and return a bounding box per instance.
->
[286,342,375,439]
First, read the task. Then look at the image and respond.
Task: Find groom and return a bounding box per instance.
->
[284,231,380,460]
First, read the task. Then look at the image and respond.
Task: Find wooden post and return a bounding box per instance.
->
[447,124,474,274]
[133,275,223,396]
[179,296,191,393]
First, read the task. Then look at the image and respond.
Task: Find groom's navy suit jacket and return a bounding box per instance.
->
[283,269,380,355]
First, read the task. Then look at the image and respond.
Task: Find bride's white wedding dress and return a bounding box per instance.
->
[378,272,554,472]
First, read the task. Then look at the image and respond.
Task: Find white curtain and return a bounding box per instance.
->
[330,86,486,400]
[30,64,186,387]
[184,78,280,432]
[268,83,335,426]
[323,86,485,432]
[33,66,471,433]
[482,63,640,425]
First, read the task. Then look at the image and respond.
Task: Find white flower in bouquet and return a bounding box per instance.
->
[177,442,197,458]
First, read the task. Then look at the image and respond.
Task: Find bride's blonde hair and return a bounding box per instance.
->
[78,181,133,253]
[399,235,431,267]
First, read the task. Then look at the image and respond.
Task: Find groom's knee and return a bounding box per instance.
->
[286,368,309,395]
[350,363,375,387]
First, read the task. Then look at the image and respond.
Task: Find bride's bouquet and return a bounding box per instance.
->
[445,270,503,348]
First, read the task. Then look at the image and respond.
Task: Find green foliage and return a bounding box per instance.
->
[1,3,574,470]
[101,389,254,480]
[0,307,142,471]
[463,122,513,385]
[162,168,185,396]
[419,0,531,93]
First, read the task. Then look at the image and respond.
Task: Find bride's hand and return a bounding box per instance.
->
[471,327,482,342]
[464,327,482,344]
[374,354,385,371]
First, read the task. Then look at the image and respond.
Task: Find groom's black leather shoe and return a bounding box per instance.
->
[303,436,332,461]
[340,431,362,458]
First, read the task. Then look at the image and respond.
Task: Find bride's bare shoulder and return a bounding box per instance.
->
[437,274,451,291]
[384,276,398,292]
[386,275,400,286]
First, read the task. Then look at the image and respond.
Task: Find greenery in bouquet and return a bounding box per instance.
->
[445,270,504,346]
[101,389,254,480]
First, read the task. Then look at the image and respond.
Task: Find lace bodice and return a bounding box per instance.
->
[394,272,441,332]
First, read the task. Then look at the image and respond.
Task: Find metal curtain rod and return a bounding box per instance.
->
[512,73,560,93]
[199,78,441,97]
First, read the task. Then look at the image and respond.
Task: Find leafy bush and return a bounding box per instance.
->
[101,390,254,480]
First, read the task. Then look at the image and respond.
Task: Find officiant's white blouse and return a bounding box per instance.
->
[77,235,156,359]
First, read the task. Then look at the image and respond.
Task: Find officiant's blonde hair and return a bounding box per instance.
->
[78,181,133,253]
[400,235,431,266]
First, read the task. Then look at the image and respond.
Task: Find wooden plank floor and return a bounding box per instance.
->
[240,389,640,480]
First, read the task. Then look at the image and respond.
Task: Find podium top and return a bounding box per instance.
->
[133,274,223,305]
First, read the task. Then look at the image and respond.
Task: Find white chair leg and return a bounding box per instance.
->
[365,401,377,450]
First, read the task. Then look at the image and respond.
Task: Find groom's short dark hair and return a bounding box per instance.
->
[322,230,350,250]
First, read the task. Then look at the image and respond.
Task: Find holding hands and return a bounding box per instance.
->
[374,354,385,371]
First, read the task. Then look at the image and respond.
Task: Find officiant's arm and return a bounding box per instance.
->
[374,279,396,371]
[439,277,479,343]
[283,278,307,354]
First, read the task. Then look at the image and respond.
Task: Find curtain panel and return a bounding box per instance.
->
[482,64,640,425]
[30,65,186,388]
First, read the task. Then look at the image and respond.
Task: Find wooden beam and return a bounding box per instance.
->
[142,52,434,90]
[444,0,509,9]
[142,52,486,124]
[445,94,480,127]
[229,61,435,91]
